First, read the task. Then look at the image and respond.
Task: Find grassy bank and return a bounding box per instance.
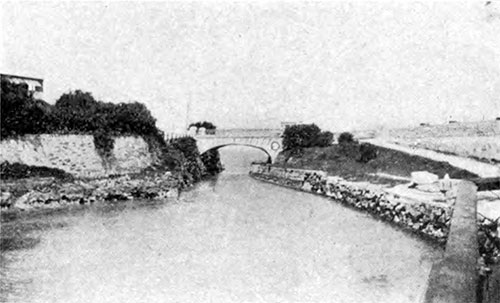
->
[274,143,479,186]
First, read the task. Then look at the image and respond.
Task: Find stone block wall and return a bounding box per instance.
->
[0,134,153,178]
[250,164,453,243]
[111,136,153,174]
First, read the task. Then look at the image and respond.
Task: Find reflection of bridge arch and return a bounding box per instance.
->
[203,143,273,163]
[194,129,283,163]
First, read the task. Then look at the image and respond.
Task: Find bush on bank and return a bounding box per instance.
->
[1,80,223,183]
[282,124,334,151]
[200,149,224,175]
[0,162,73,181]
[2,80,160,136]
[0,81,53,138]
[170,137,206,182]
[1,80,175,169]
[358,142,378,163]
[337,132,355,145]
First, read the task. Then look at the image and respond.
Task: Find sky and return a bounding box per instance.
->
[1,1,500,133]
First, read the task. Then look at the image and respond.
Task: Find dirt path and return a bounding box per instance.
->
[365,139,500,178]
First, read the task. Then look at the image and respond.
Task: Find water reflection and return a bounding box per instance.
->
[218,145,269,174]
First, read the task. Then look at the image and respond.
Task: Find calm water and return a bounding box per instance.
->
[1,147,442,303]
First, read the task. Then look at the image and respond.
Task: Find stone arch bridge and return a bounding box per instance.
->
[194,129,283,163]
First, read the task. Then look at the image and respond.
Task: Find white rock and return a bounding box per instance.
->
[411,171,439,185]
[1,191,11,203]
[14,193,32,209]
[302,183,312,191]
[326,176,342,185]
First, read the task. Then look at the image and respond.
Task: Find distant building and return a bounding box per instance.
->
[1,73,44,99]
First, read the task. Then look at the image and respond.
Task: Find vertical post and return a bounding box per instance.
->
[185,90,191,132]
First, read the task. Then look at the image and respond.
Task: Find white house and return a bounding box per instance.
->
[1,73,44,99]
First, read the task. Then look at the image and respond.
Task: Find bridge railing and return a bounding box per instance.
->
[195,128,283,137]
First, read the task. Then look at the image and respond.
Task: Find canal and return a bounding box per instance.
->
[1,147,442,303]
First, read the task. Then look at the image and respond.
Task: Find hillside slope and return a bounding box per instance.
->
[274,143,478,185]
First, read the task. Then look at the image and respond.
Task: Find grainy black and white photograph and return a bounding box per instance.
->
[1,1,499,302]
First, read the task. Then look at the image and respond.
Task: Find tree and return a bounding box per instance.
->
[1,80,52,138]
[54,90,100,132]
[282,124,322,150]
[312,131,333,147]
[171,137,205,181]
[338,132,355,145]
[358,143,378,163]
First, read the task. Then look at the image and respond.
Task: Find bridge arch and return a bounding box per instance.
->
[202,143,273,163]
[194,131,283,163]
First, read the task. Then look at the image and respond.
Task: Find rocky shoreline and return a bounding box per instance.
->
[0,171,184,212]
[249,164,454,244]
[0,134,225,213]
[478,216,500,279]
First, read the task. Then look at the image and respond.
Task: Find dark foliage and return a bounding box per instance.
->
[358,143,378,163]
[200,149,224,175]
[1,81,215,179]
[171,137,199,160]
[93,130,115,159]
[171,137,205,181]
[1,82,168,163]
[311,131,334,147]
[0,161,73,180]
[1,80,54,138]
[1,83,160,140]
[282,124,333,151]
[337,140,360,157]
[53,90,157,136]
[282,124,321,150]
[276,143,478,186]
[338,132,355,145]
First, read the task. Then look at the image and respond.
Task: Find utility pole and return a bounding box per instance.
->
[185,90,191,133]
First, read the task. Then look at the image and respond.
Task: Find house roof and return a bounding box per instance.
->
[0,73,44,83]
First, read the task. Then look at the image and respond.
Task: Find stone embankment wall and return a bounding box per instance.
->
[0,135,153,178]
[250,164,453,243]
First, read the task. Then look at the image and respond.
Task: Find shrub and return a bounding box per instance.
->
[1,85,160,142]
[358,143,378,163]
[1,83,208,173]
[0,161,73,180]
[200,149,224,175]
[1,84,171,165]
[338,132,355,145]
[54,90,106,133]
[312,131,333,147]
[1,80,53,138]
[93,130,115,159]
[171,137,205,181]
[282,124,322,150]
